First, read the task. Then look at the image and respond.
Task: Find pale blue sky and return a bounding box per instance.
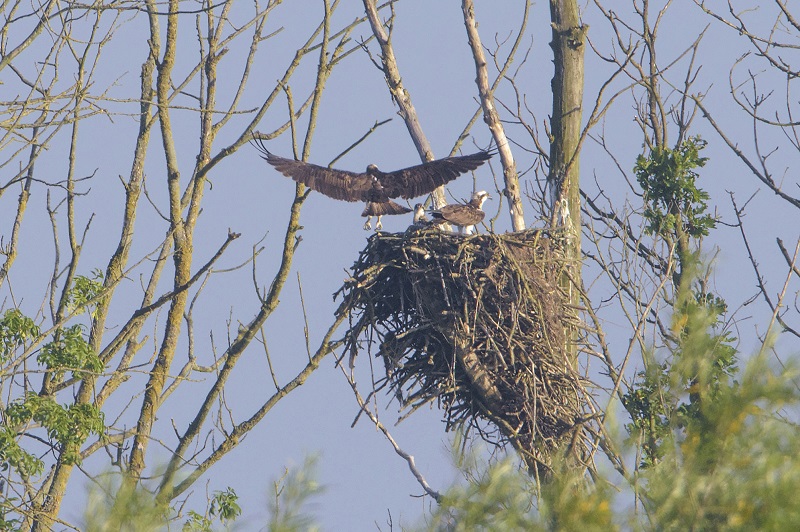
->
[3,1,797,530]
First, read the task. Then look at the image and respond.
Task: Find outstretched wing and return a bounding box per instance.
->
[381,150,493,199]
[254,140,372,202]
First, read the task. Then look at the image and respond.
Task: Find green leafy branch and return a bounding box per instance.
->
[37,324,104,380]
[66,268,106,319]
[6,393,104,465]
[0,309,40,363]
[634,136,715,241]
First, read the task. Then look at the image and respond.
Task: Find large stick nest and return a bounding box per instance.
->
[335,228,593,470]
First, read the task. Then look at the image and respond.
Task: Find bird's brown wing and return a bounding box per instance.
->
[254,141,373,202]
[432,204,485,226]
[381,150,493,199]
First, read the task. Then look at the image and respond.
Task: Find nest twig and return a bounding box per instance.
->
[335,227,593,473]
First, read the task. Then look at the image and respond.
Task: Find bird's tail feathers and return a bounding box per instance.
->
[362,201,412,217]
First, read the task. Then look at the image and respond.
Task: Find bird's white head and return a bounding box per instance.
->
[366,164,380,175]
[413,203,428,224]
[472,190,491,208]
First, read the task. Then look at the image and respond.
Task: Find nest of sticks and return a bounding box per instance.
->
[335,227,593,471]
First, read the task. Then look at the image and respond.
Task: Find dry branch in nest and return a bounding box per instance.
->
[335,227,594,473]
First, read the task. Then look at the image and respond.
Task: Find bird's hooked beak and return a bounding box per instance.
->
[472,190,491,207]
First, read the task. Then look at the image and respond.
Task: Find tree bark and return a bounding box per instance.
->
[547,0,586,472]
[362,0,448,211]
[462,0,526,231]
[549,0,585,348]
[549,0,586,239]
[124,0,185,490]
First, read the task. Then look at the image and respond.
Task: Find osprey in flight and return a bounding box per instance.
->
[429,190,491,234]
[254,140,493,230]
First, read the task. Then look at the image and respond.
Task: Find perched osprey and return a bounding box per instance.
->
[254,140,493,230]
[429,190,491,234]
[412,203,429,226]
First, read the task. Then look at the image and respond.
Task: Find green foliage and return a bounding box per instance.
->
[84,476,168,532]
[82,474,243,532]
[430,459,541,530]
[182,511,213,532]
[6,393,104,465]
[0,516,20,531]
[670,282,738,390]
[538,468,616,532]
[37,324,104,380]
[619,264,800,528]
[0,426,44,477]
[425,455,616,531]
[634,136,715,240]
[642,350,800,529]
[268,456,323,532]
[0,428,34,529]
[0,309,39,362]
[621,357,672,467]
[67,268,106,318]
[211,487,241,523]
[623,260,737,468]
[182,487,242,531]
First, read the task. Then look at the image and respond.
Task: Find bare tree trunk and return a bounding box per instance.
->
[549,0,586,238]
[462,0,526,231]
[549,0,585,356]
[362,0,448,211]
[546,0,586,474]
[124,0,184,490]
